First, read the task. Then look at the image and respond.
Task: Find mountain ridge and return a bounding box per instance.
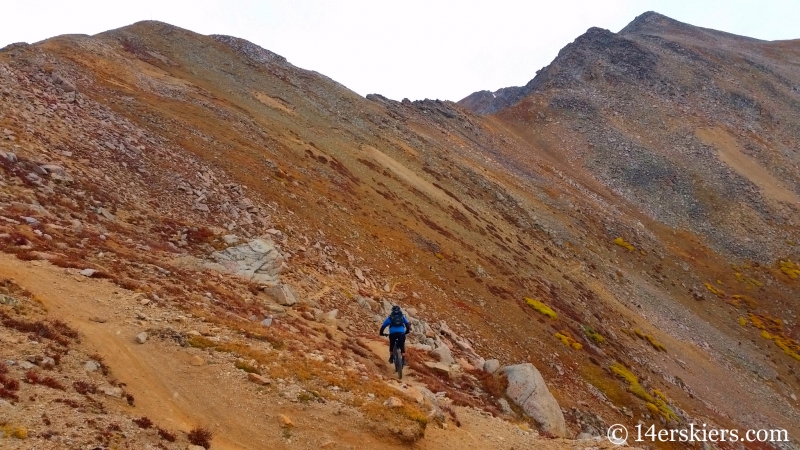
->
[0,11,798,449]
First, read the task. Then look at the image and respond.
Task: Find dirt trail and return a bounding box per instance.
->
[361,337,638,450]
[0,253,408,450]
[0,253,636,449]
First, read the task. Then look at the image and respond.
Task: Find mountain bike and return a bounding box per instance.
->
[381,333,404,379]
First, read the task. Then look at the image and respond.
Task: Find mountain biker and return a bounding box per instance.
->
[379,305,411,364]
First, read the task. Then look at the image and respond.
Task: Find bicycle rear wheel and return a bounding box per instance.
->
[394,347,403,379]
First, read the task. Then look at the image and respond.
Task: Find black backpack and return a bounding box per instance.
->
[390,310,404,327]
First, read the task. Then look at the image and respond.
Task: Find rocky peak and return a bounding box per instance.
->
[620,10,763,45]
[618,11,680,35]
[535,25,657,88]
[459,26,657,114]
[210,34,289,66]
[457,86,528,115]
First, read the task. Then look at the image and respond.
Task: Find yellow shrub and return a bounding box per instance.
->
[779,260,800,279]
[610,362,654,402]
[748,314,766,330]
[747,313,800,361]
[633,329,667,352]
[583,326,606,344]
[646,335,667,352]
[554,331,582,350]
[525,298,557,319]
[613,237,635,251]
[2,426,28,439]
[187,335,216,349]
[745,278,763,288]
[704,282,725,297]
[610,362,636,384]
[738,317,747,327]
[581,365,628,405]
[775,339,800,361]
[730,294,758,310]
[655,398,678,422]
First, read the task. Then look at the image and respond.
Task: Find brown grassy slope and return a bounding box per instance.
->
[459,10,800,441]
[1,15,799,445]
[473,12,800,262]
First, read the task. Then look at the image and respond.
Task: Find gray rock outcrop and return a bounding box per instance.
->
[206,238,285,284]
[503,363,566,437]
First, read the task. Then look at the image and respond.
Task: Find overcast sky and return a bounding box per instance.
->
[2,1,799,101]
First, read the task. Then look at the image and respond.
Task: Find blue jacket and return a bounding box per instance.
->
[381,315,409,334]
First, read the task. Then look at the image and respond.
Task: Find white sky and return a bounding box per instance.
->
[2,1,799,101]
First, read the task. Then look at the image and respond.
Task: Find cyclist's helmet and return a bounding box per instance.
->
[391,305,401,313]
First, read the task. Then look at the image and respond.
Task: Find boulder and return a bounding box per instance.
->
[206,238,285,284]
[39,164,63,174]
[483,359,500,374]
[84,360,100,372]
[0,150,17,164]
[40,356,56,369]
[100,386,124,398]
[429,346,454,365]
[319,309,338,322]
[456,358,475,371]
[97,208,115,221]
[263,283,297,306]
[222,234,240,245]
[416,385,446,422]
[247,373,271,385]
[135,332,148,344]
[355,296,373,311]
[51,74,76,92]
[423,361,457,378]
[438,321,484,367]
[384,397,404,408]
[502,364,566,437]
[279,414,294,428]
[354,267,366,282]
[386,382,424,404]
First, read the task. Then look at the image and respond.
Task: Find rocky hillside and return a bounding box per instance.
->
[460,11,800,261]
[0,12,798,449]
